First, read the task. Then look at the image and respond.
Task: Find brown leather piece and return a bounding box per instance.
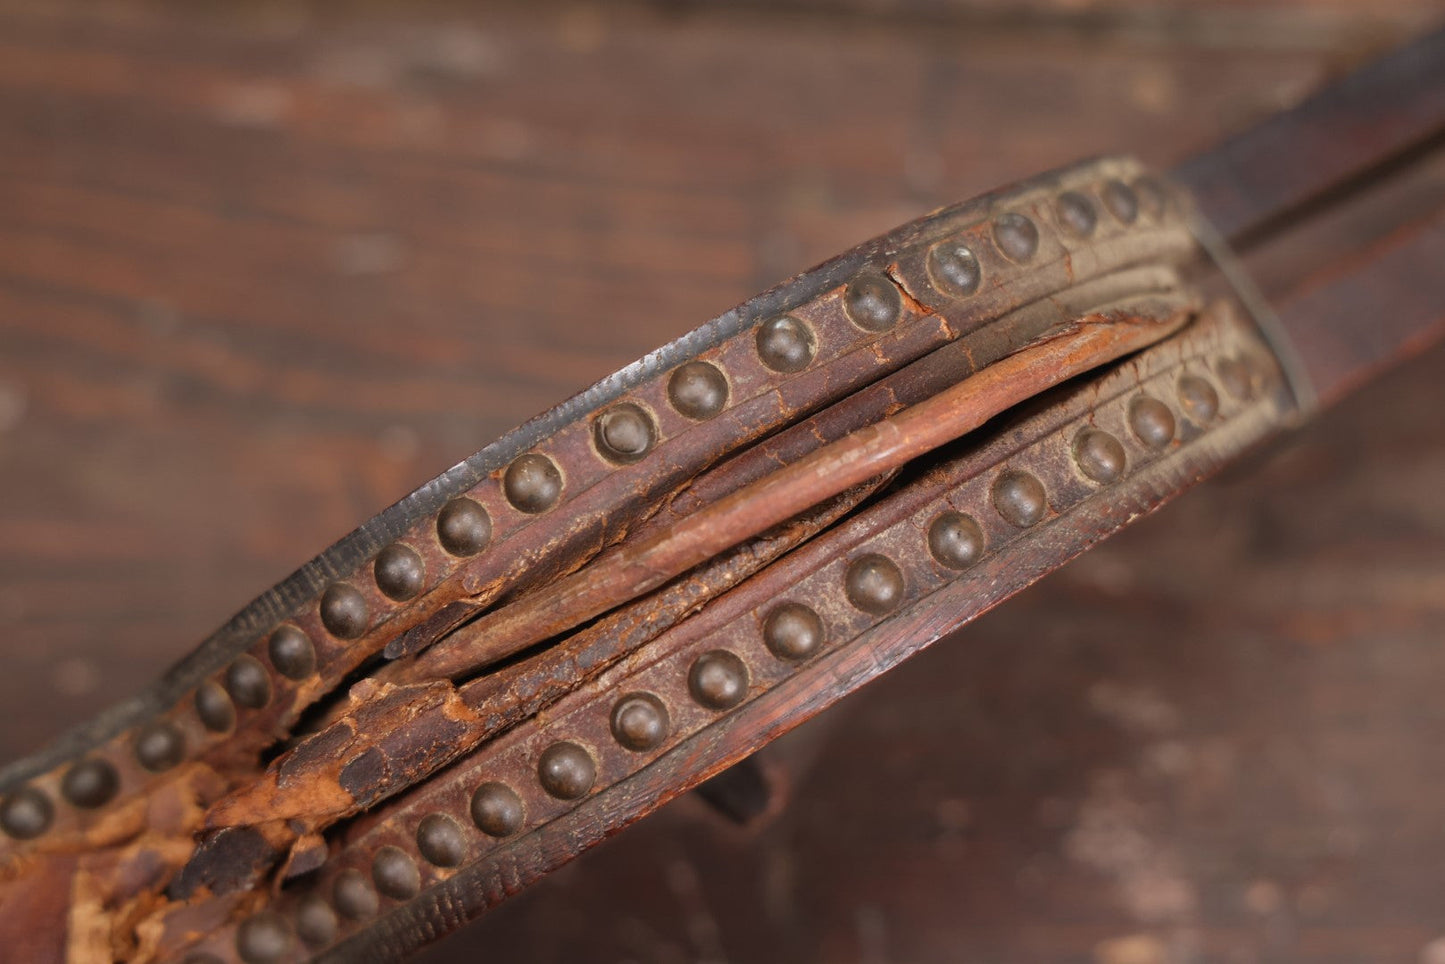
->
[186,299,1293,962]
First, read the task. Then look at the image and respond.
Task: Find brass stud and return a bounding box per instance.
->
[992,213,1039,263]
[1134,177,1168,219]
[374,543,425,601]
[1178,374,1220,423]
[470,782,525,837]
[844,554,905,615]
[1073,429,1127,484]
[762,602,825,661]
[926,240,982,298]
[503,453,563,514]
[610,693,670,751]
[61,758,119,809]
[295,893,338,948]
[992,470,1047,528]
[236,911,291,964]
[134,721,184,772]
[267,625,316,680]
[333,868,379,919]
[225,655,272,711]
[320,583,369,640]
[688,650,750,710]
[372,846,421,900]
[594,403,657,464]
[927,512,985,570]
[416,813,467,868]
[195,680,236,733]
[1129,396,1176,449]
[1216,356,1253,400]
[1056,191,1098,237]
[1244,353,1274,392]
[0,785,52,839]
[668,361,729,420]
[537,742,597,800]
[436,496,491,556]
[1101,180,1139,224]
[755,315,815,373]
[843,272,903,332]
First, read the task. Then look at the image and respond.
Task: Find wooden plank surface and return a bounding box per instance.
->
[0,2,1442,961]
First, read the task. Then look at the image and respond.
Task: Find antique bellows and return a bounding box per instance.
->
[1,24,1443,964]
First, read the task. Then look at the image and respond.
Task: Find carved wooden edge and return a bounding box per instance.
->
[165,300,1294,963]
[0,155,1192,858]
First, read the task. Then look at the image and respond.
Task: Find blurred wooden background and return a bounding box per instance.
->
[1,1,1444,961]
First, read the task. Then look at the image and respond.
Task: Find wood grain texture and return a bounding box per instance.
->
[0,2,1442,961]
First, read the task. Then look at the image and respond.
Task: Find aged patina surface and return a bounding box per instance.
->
[0,3,1443,962]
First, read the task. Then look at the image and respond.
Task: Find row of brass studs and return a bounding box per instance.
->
[0,256,916,848]
[927,176,1169,301]
[230,346,1248,959]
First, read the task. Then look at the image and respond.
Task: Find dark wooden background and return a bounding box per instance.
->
[1,1,1444,961]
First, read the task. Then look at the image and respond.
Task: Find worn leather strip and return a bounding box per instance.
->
[191,299,1288,963]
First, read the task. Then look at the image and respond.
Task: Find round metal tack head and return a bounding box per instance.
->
[236,910,291,964]
[845,554,906,615]
[416,812,467,868]
[926,240,982,298]
[1216,356,1253,400]
[992,213,1040,263]
[320,583,369,640]
[372,846,421,900]
[688,650,750,710]
[1055,191,1098,237]
[1129,396,1176,449]
[225,654,273,711]
[762,601,825,661]
[436,496,491,556]
[333,868,379,919]
[755,315,815,373]
[843,272,903,332]
[503,453,563,514]
[992,470,1048,528]
[470,782,525,837]
[927,512,985,570]
[668,361,729,420]
[537,742,597,800]
[295,893,339,947]
[1243,353,1274,391]
[1073,429,1127,484]
[1177,374,1220,424]
[62,758,119,809]
[267,625,316,680]
[610,692,670,752]
[374,543,425,601]
[0,785,53,839]
[1134,176,1168,219]
[1101,179,1139,224]
[134,721,184,772]
[594,403,657,463]
[194,680,236,733]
